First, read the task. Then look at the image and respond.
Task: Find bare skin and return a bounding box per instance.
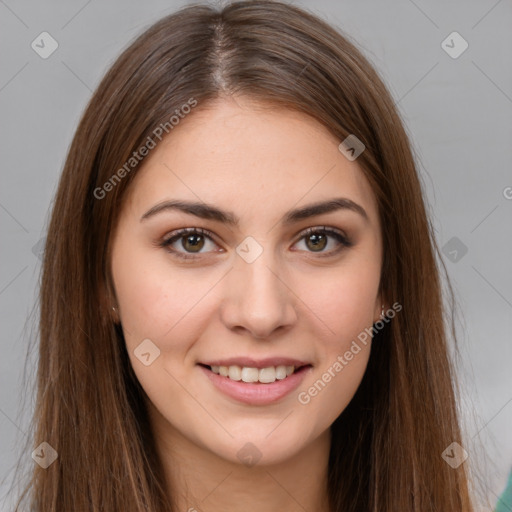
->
[110,95,384,512]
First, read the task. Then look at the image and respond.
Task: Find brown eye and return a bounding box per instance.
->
[305,232,328,252]
[293,227,352,256]
[159,227,220,259]
[181,233,205,252]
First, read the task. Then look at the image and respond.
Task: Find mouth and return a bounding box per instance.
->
[197,363,313,384]
[197,362,313,405]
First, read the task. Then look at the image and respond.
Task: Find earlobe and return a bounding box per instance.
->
[373,300,386,324]
[111,305,120,324]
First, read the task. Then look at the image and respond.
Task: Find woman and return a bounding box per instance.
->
[12,1,477,510]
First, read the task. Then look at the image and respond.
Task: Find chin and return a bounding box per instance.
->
[199,423,313,468]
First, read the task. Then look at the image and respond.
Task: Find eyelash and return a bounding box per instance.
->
[158,226,352,260]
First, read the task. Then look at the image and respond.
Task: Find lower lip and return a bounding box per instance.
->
[198,365,312,405]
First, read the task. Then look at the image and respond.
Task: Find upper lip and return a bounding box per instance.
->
[199,357,312,369]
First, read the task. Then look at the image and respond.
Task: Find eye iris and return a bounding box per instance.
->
[306,232,327,252]
[183,234,204,252]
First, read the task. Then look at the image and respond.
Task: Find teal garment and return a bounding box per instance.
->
[495,467,512,512]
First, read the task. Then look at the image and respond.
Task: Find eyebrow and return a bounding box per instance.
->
[140,197,369,226]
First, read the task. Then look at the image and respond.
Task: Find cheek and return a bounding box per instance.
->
[295,270,377,425]
[113,256,168,337]
[299,344,371,433]
[294,252,380,425]
[302,262,380,344]
[111,240,172,339]
[112,243,221,353]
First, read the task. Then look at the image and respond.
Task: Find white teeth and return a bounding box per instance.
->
[209,364,297,383]
[228,365,242,381]
[258,367,276,383]
[241,367,259,383]
[275,366,287,380]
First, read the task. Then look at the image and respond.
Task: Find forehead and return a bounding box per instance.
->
[121,96,379,226]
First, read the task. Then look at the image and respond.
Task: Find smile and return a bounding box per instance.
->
[208,364,297,383]
[197,361,313,405]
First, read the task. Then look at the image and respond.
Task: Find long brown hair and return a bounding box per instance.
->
[9,1,475,510]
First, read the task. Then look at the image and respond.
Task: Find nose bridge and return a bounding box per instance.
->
[220,240,296,337]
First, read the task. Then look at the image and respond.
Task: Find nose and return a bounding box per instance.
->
[219,247,298,339]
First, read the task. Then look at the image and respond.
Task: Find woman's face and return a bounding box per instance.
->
[110,96,383,466]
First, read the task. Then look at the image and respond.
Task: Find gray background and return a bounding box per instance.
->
[1,0,511,510]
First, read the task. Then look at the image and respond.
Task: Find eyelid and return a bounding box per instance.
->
[161,227,217,245]
[296,225,350,244]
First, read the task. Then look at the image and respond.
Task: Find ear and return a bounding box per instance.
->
[373,296,386,324]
